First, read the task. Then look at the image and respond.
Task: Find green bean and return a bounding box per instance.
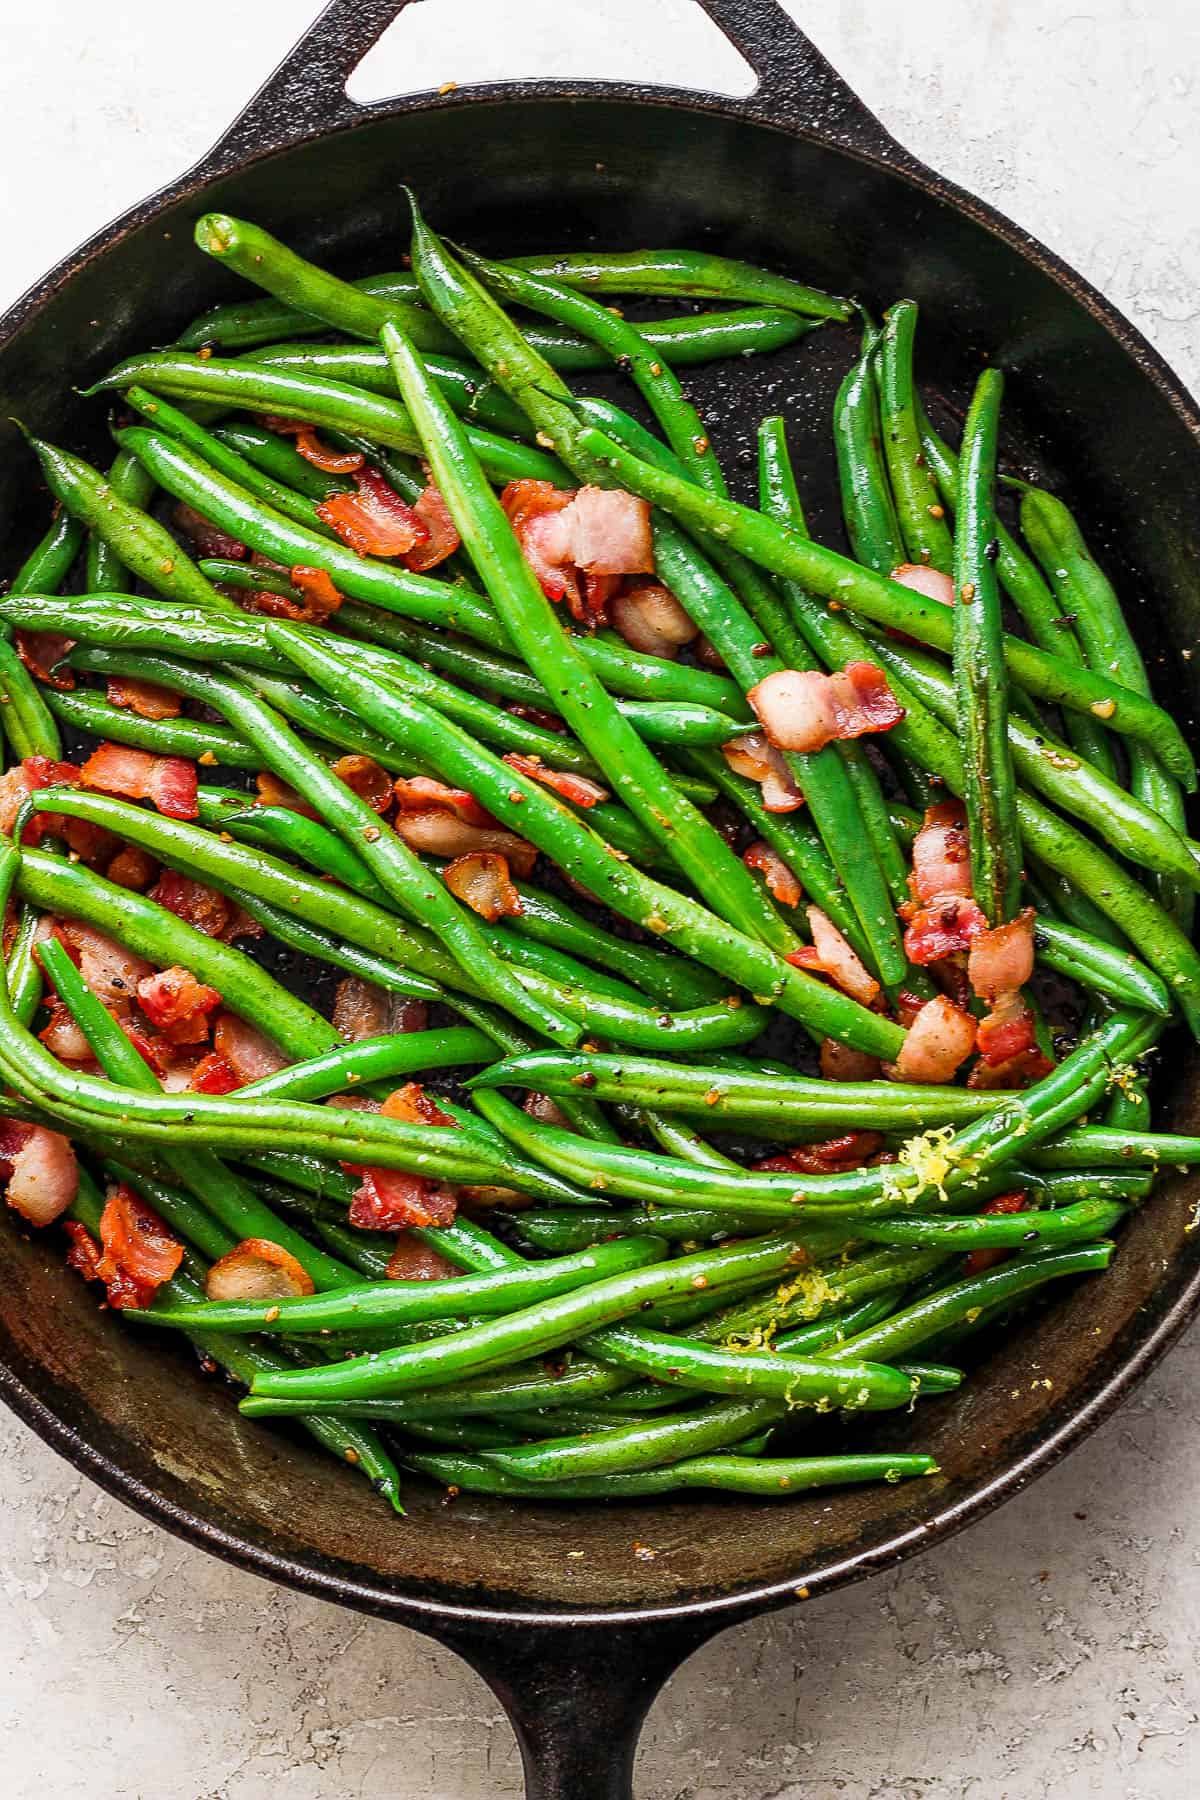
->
[139,1236,665,1335]
[1032,918,1172,1015]
[10,508,85,599]
[1031,1128,1200,1169]
[853,1196,1127,1251]
[47,685,265,770]
[242,343,536,440]
[569,425,1196,786]
[194,788,384,896]
[468,1051,1004,1131]
[877,304,954,573]
[24,435,237,615]
[688,1247,949,1346]
[833,329,905,573]
[506,247,853,320]
[864,636,1200,886]
[85,448,159,591]
[953,368,1022,922]
[245,1231,812,1402]
[237,1027,495,1102]
[242,1357,638,1420]
[476,1396,785,1482]
[398,1445,936,1500]
[6,902,47,1026]
[270,623,907,1057]
[589,1317,915,1406]
[1020,481,1192,929]
[378,314,795,956]
[826,1244,1114,1365]
[213,419,348,497]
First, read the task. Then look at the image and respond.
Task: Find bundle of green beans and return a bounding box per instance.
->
[1,198,1196,1515]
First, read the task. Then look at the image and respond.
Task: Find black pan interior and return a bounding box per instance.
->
[1,95,1198,1620]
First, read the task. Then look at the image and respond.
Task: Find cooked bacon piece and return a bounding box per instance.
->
[506,702,566,734]
[967,908,1037,1004]
[695,635,728,672]
[136,966,222,1043]
[819,1037,882,1082]
[443,851,523,921]
[69,1184,183,1310]
[963,1191,1029,1275]
[105,845,159,891]
[257,414,365,475]
[253,769,319,818]
[404,483,460,571]
[329,753,392,814]
[15,630,74,690]
[206,1237,316,1301]
[39,1000,95,1064]
[748,663,904,754]
[609,582,698,659]
[118,1017,172,1076]
[385,1233,462,1281]
[539,486,655,576]
[213,1012,290,1084]
[787,906,881,1007]
[889,563,956,607]
[151,870,235,939]
[894,989,928,1028]
[975,989,1041,1068]
[392,806,538,875]
[172,501,247,561]
[279,565,344,623]
[317,465,426,557]
[721,732,804,813]
[332,978,428,1043]
[392,776,491,828]
[52,920,152,1003]
[380,1082,458,1129]
[502,480,577,603]
[903,894,989,965]
[0,1121,78,1226]
[742,841,803,907]
[0,756,84,848]
[754,1132,885,1175]
[106,675,181,720]
[909,801,973,904]
[890,995,977,1084]
[523,1091,571,1128]
[189,1051,241,1094]
[346,1167,458,1231]
[966,1044,1055,1090]
[502,754,608,809]
[79,743,198,820]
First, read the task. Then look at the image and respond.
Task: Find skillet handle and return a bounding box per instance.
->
[694,0,901,158]
[436,1616,721,1800]
[198,0,903,177]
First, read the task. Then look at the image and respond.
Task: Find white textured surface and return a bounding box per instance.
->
[2,4,1199,1796]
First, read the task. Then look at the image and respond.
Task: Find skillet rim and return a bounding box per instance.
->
[1,78,1199,1631]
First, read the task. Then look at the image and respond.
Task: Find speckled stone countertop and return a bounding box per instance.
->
[2,3,1198,1795]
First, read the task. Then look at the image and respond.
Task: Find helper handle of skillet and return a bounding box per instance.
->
[434,1614,726,1800]
[192,0,904,178]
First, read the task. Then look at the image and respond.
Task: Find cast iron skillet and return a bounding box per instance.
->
[2,3,1199,1794]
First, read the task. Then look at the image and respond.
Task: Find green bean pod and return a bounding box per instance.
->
[877,304,954,572]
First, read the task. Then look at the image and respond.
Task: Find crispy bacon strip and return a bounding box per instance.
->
[385,1234,462,1281]
[172,502,247,561]
[15,630,75,690]
[136,966,223,1044]
[213,1013,290,1083]
[967,909,1037,1004]
[443,851,523,921]
[975,989,1040,1067]
[909,801,973,903]
[0,757,84,848]
[748,663,903,754]
[742,841,802,907]
[404,484,460,571]
[317,466,427,557]
[502,754,608,809]
[721,732,804,813]
[106,675,182,720]
[332,978,429,1043]
[787,906,880,1007]
[206,1238,316,1301]
[331,753,393,814]
[609,582,698,659]
[0,1120,78,1226]
[754,1132,885,1175]
[79,743,198,820]
[819,1037,882,1082]
[338,1084,460,1230]
[903,895,989,965]
[189,1051,241,1094]
[282,566,344,623]
[889,563,956,607]
[258,414,365,474]
[151,870,235,939]
[890,995,977,1084]
[393,776,492,828]
[65,1184,183,1310]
